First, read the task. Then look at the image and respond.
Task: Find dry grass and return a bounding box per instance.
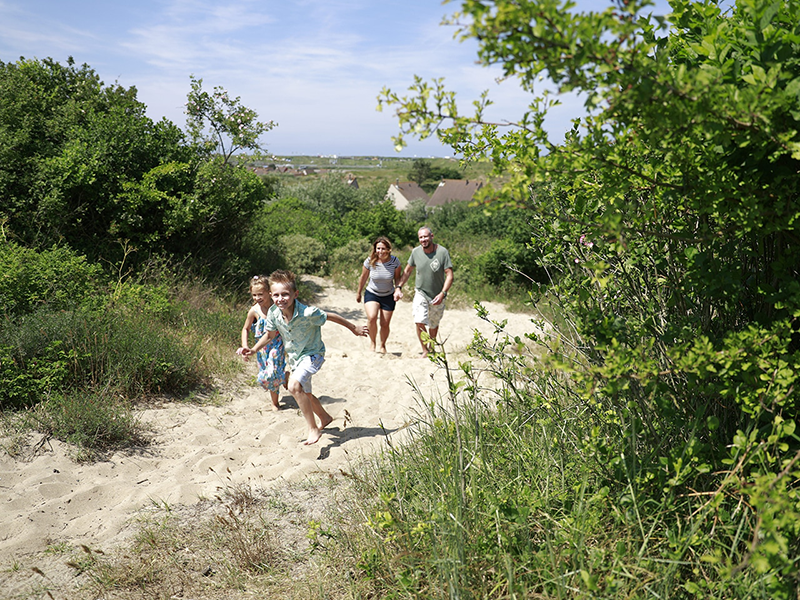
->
[0,470,373,600]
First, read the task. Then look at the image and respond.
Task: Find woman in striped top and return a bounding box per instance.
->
[356,236,402,353]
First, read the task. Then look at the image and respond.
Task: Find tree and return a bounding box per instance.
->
[380,0,800,590]
[408,157,464,193]
[408,158,433,186]
[0,57,193,261]
[0,58,271,280]
[185,75,275,165]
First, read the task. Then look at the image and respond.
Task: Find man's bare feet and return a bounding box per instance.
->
[303,428,323,445]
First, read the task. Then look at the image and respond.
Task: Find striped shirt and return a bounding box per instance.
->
[363,255,400,296]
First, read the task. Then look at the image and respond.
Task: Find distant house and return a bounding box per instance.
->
[385,181,430,210]
[427,179,484,208]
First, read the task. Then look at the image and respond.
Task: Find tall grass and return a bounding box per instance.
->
[26,391,145,457]
[333,309,794,599]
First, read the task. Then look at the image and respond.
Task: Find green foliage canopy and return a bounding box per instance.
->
[0,58,271,280]
[0,57,194,260]
[381,0,800,419]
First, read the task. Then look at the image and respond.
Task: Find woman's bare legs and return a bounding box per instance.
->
[378,308,394,354]
[364,301,380,352]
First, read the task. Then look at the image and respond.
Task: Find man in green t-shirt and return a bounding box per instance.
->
[394,226,454,358]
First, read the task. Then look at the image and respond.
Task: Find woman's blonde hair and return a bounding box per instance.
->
[368,236,393,267]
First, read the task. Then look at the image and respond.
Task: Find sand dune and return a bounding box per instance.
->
[0,277,539,562]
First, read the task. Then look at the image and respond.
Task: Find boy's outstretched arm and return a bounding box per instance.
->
[242,329,278,356]
[326,311,368,337]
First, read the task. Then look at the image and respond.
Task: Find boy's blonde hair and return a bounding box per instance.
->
[268,269,297,292]
[249,274,269,292]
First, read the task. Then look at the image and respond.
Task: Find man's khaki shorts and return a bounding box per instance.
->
[412,290,446,329]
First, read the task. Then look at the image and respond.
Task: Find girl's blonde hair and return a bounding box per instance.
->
[249,274,269,292]
[368,236,393,267]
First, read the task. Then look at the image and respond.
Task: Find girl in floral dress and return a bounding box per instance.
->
[238,275,286,410]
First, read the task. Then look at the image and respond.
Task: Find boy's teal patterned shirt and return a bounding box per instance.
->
[264,300,327,370]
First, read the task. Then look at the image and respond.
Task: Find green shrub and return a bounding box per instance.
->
[111,280,177,322]
[245,195,335,248]
[0,304,205,409]
[0,242,103,316]
[278,234,328,276]
[290,174,367,216]
[343,200,416,249]
[328,238,371,287]
[0,341,75,409]
[403,198,429,224]
[330,238,371,266]
[476,237,546,287]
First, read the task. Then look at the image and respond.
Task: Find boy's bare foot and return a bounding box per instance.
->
[420,351,428,358]
[369,342,376,352]
[378,346,387,354]
[271,402,280,411]
[303,428,323,445]
[319,414,334,429]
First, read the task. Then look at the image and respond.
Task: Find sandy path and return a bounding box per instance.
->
[0,278,538,561]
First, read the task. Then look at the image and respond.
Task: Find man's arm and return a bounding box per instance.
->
[394,263,414,301]
[431,267,454,305]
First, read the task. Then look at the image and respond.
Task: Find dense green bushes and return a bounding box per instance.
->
[0,289,208,410]
[348,326,797,598]
[0,57,269,281]
[369,0,800,595]
[0,242,104,315]
[243,176,416,263]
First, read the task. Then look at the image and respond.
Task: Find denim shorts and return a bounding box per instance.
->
[364,289,396,311]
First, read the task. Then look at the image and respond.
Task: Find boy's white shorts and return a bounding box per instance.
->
[291,354,325,393]
[412,290,446,329]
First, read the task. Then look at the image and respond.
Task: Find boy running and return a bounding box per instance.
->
[244,270,368,445]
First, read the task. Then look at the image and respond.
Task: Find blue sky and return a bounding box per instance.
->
[1,0,674,157]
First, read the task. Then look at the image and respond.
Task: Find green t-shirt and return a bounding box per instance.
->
[408,244,452,298]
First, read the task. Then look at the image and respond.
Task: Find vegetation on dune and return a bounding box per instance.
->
[367,0,800,596]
